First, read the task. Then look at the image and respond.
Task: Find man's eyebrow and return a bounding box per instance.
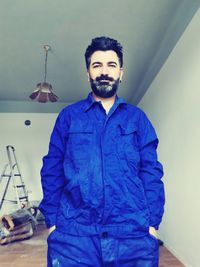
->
[91,61,118,66]
[91,61,102,66]
[108,61,118,65]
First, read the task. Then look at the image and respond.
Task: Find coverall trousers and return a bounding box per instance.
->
[47,229,159,267]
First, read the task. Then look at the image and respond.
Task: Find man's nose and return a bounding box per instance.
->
[100,65,109,75]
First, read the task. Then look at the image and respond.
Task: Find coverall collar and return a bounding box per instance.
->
[84,92,127,113]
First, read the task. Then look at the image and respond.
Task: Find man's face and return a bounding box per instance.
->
[87,50,123,98]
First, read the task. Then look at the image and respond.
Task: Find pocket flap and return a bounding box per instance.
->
[119,122,137,135]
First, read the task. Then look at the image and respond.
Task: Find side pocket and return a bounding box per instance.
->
[149,232,158,242]
[146,233,159,250]
[47,229,56,243]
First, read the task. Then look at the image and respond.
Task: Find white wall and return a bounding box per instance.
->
[0,113,57,215]
[138,9,200,267]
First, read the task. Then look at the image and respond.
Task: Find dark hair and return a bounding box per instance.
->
[85,36,123,69]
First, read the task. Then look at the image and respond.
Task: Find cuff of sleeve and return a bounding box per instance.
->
[45,220,56,229]
[150,224,159,230]
[39,205,56,228]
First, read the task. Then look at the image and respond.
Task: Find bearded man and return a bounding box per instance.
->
[39,36,165,267]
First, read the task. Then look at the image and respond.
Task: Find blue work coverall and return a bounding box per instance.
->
[39,92,165,267]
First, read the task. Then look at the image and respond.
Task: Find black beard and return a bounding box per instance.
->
[90,76,120,98]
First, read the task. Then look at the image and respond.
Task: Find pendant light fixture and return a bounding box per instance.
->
[29,45,58,103]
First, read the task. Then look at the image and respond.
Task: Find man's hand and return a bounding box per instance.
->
[48,225,56,235]
[149,226,157,238]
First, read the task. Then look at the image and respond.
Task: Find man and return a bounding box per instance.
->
[39,36,165,267]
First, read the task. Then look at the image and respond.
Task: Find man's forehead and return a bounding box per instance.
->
[90,50,119,63]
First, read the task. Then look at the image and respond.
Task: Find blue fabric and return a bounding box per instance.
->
[47,229,159,267]
[39,92,164,237]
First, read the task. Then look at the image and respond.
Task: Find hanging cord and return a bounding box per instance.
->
[44,50,47,82]
[43,45,51,83]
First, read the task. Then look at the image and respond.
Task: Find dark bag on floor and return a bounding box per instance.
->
[0,209,36,245]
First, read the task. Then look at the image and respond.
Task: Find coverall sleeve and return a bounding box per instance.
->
[138,111,165,229]
[39,110,68,228]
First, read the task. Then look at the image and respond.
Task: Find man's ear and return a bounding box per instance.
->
[87,71,90,82]
[120,68,124,82]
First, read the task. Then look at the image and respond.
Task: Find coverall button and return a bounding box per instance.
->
[101,231,108,238]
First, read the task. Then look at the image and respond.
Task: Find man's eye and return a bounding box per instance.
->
[93,65,100,68]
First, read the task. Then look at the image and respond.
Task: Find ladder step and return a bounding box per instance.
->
[3,199,18,203]
[1,174,11,177]
[15,185,25,188]
[14,174,21,176]
[3,197,28,202]
[19,196,28,200]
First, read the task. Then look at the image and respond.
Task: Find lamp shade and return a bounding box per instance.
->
[29,45,58,103]
[29,82,58,103]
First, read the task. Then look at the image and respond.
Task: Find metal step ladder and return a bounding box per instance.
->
[0,145,29,210]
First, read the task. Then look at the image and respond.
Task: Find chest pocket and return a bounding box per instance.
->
[66,121,94,160]
[118,122,140,162]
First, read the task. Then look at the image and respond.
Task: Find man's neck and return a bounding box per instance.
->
[93,93,116,114]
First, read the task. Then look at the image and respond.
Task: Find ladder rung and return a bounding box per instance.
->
[3,198,28,203]
[14,174,21,176]
[3,199,18,203]
[15,185,25,188]
[1,175,11,177]
[19,196,28,200]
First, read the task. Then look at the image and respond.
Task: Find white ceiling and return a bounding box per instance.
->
[0,0,199,112]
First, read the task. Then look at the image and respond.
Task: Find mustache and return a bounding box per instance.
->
[96,75,114,82]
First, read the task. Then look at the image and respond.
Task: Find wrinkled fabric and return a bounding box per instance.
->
[39,92,164,237]
[47,229,159,267]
